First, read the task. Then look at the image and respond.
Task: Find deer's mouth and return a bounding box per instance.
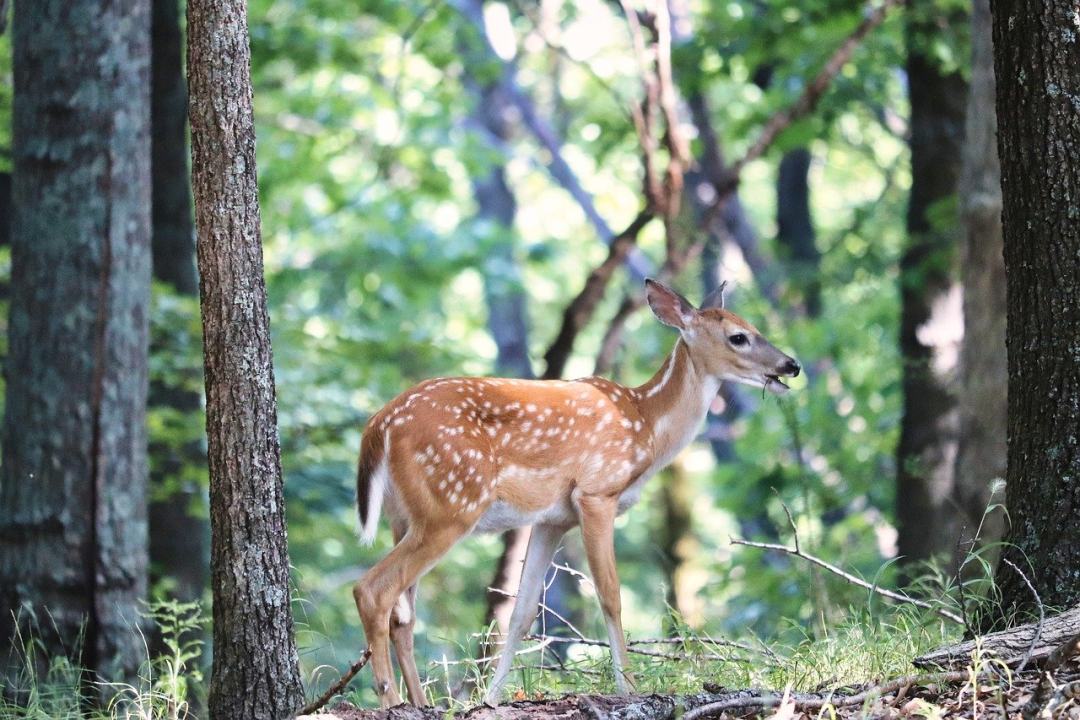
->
[763,374,790,395]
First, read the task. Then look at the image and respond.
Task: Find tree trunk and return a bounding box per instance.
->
[989,0,1080,615]
[952,0,1005,559]
[895,6,967,572]
[461,16,535,639]
[186,0,305,715]
[148,0,209,612]
[776,148,821,317]
[461,0,578,650]
[0,0,151,687]
[657,461,702,629]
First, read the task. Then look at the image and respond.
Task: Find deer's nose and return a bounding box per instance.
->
[782,359,801,377]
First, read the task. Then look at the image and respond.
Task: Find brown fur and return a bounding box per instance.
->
[351,280,798,707]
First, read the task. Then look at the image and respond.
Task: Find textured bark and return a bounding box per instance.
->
[0,0,151,687]
[895,6,968,572]
[990,0,1080,614]
[148,0,209,615]
[916,605,1080,670]
[186,0,305,715]
[952,0,1005,555]
[776,148,821,317]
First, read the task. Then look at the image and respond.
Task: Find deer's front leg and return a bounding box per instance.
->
[577,494,635,695]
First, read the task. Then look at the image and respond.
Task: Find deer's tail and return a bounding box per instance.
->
[356,424,389,546]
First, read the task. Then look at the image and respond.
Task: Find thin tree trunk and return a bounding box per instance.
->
[952,0,1005,559]
[657,461,702,630]
[186,0,305,714]
[776,148,821,317]
[895,5,967,572]
[148,0,209,613]
[461,8,535,638]
[989,0,1080,615]
[0,0,151,688]
[461,0,579,649]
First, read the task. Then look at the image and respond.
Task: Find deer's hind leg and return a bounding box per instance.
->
[389,521,424,705]
[354,520,467,707]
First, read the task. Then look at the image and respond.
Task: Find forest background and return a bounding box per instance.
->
[2,0,1070,712]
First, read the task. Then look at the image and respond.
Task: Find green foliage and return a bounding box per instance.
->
[0,601,206,720]
[0,0,983,708]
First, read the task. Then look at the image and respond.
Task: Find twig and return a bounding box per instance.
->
[1002,558,1044,674]
[294,649,372,717]
[486,585,591,642]
[731,537,964,624]
[1022,631,1080,720]
[523,634,692,661]
[683,670,971,720]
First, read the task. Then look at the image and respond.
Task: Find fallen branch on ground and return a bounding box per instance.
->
[295,649,373,717]
[915,605,1080,669]
[682,670,971,720]
[1022,629,1080,720]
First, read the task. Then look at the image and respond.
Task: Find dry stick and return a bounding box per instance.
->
[731,537,965,625]
[294,649,372,717]
[1002,558,1045,674]
[683,670,971,720]
[1022,631,1080,720]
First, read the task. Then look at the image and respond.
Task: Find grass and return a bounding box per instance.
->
[0,600,205,720]
[4,545,1012,718]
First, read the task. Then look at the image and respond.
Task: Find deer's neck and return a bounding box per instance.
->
[633,338,719,467]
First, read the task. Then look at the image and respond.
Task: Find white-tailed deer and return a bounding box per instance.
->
[352,279,800,707]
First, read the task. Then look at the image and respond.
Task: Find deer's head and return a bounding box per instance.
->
[645,278,801,395]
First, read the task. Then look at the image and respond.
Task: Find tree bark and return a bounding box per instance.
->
[916,605,1080,670]
[952,0,1005,558]
[0,0,151,687]
[186,0,305,715]
[895,5,967,572]
[148,0,209,613]
[990,0,1080,615]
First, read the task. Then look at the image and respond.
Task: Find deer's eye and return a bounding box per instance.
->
[729,333,748,347]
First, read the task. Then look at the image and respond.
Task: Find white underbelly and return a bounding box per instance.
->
[472,498,577,534]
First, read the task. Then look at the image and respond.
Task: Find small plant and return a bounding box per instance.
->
[0,601,207,720]
[105,600,206,720]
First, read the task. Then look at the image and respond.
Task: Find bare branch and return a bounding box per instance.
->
[683,670,971,720]
[294,649,372,717]
[1002,558,1045,674]
[731,537,964,625]
[726,0,905,183]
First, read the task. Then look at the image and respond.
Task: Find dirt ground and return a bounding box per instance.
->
[312,656,1079,719]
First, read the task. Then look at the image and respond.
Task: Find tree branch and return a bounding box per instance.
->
[683,670,971,720]
[731,535,965,624]
[294,649,372,717]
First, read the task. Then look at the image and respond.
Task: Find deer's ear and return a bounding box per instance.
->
[645,278,696,330]
[700,280,727,310]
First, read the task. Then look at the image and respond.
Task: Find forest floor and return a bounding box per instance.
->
[314,656,1079,719]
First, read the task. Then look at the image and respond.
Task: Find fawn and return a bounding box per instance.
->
[352,278,800,707]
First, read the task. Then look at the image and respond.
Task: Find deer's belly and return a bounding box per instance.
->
[472,499,576,534]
